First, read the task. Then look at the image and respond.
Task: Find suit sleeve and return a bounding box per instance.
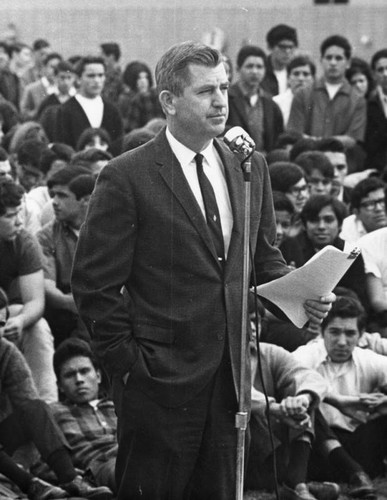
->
[346,96,366,142]
[250,152,289,285]
[71,158,138,377]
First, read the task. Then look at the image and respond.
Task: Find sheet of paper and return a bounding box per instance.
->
[255,245,360,328]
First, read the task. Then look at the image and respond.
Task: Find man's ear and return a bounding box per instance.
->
[96,369,102,384]
[80,195,91,207]
[159,90,177,116]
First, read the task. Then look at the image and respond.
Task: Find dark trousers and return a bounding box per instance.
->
[111,348,240,500]
[310,410,387,480]
[0,399,67,460]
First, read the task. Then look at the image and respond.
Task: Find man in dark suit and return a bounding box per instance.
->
[226,45,283,155]
[72,41,334,500]
[54,56,123,154]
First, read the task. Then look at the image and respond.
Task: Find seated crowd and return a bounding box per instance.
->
[0,22,386,500]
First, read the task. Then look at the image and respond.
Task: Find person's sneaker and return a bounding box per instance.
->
[281,483,318,500]
[308,481,340,500]
[61,474,113,500]
[348,471,376,498]
[27,477,68,500]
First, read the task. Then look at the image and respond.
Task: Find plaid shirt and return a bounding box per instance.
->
[50,399,117,473]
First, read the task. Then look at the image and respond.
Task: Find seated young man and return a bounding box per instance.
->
[247,313,339,500]
[0,288,113,500]
[293,296,387,498]
[51,338,117,494]
[37,168,95,346]
[0,177,57,402]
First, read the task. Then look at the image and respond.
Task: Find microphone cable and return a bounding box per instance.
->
[249,241,280,500]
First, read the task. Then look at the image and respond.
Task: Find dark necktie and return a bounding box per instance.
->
[194,153,225,264]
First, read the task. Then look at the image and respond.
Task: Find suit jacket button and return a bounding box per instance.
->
[217,333,224,340]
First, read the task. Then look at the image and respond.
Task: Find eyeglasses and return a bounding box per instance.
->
[288,185,308,196]
[309,178,332,186]
[359,198,386,211]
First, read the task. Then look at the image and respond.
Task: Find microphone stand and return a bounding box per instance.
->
[235,148,254,500]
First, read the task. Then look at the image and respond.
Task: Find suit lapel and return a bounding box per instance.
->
[155,132,221,265]
[214,140,245,276]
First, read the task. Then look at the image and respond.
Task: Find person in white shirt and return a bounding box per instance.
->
[293,296,387,497]
[274,55,315,127]
[340,177,387,244]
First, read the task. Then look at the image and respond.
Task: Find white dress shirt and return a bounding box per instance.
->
[75,94,104,128]
[166,128,233,257]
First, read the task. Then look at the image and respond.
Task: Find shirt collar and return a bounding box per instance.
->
[165,127,215,169]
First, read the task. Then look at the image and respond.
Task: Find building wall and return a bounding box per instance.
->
[0,2,385,72]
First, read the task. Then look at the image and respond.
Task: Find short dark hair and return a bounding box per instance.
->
[16,139,48,169]
[74,56,105,77]
[155,41,221,96]
[43,52,62,66]
[71,148,112,168]
[100,42,121,62]
[322,295,366,333]
[266,149,290,165]
[320,35,352,60]
[289,138,317,162]
[47,165,91,189]
[32,39,50,51]
[123,61,153,91]
[54,60,75,76]
[76,127,112,152]
[53,338,99,380]
[287,55,316,77]
[371,49,387,71]
[122,128,156,153]
[9,43,31,57]
[269,161,305,193]
[0,178,24,216]
[39,143,74,175]
[300,194,348,227]
[266,24,298,48]
[68,174,95,200]
[237,45,267,70]
[350,177,386,210]
[272,190,295,214]
[0,147,8,162]
[317,137,345,154]
[295,151,334,179]
[276,131,303,150]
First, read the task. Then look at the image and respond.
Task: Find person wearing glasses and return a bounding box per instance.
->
[294,150,334,197]
[261,24,298,97]
[340,177,387,245]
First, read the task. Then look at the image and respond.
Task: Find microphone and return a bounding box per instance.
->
[223,127,255,159]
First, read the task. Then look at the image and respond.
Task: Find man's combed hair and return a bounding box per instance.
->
[53,338,99,380]
[322,295,366,333]
[0,178,24,216]
[155,41,222,96]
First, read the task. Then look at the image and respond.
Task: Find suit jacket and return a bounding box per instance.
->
[72,130,288,408]
[227,83,284,153]
[54,96,123,152]
[260,57,279,97]
[365,90,387,173]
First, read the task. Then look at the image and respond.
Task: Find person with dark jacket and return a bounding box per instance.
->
[226,45,283,154]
